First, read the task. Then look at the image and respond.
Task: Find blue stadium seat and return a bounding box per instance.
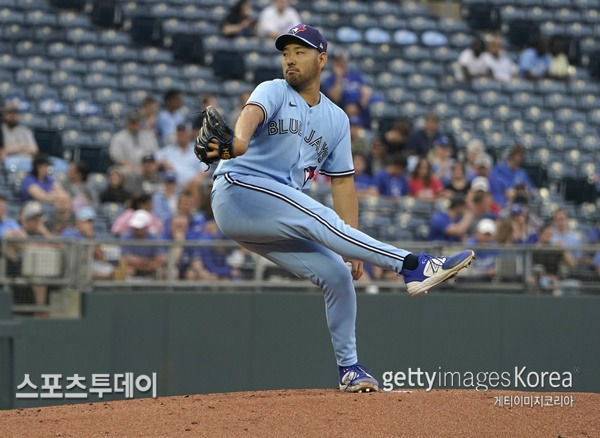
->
[421,30,448,47]
[0,54,25,70]
[512,92,544,108]
[370,1,401,16]
[89,59,119,76]
[82,116,114,132]
[187,78,221,95]
[93,87,127,104]
[416,60,445,76]
[431,46,460,63]
[582,135,600,152]
[385,87,416,104]
[60,85,93,102]
[37,97,67,115]
[409,16,439,32]
[66,27,98,44]
[181,64,213,80]
[433,102,459,119]
[98,29,131,45]
[418,88,447,105]
[15,68,47,85]
[556,108,587,124]
[57,11,91,28]
[449,32,471,49]
[47,42,77,58]
[393,30,418,46]
[119,74,154,90]
[25,56,55,73]
[26,83,59,100]
[376,72,405,88]
[479,90,512,107]
[84,73,118,88]
[50,115,84,131]
[365,28,390,44]
[0,8,24,25]
[528,6,553,21]
[78,44,108,60]
[402,45,431,62]
[336,26,362,43]
[379,15,407,31]
[26,9,56,25]
[16,40,45,57]
[449,89,479,106]
[72,99,100,117]
[155,76,178,92]
[312,0,340,14]
[34,25,66,42]
[108,45,139,62]
[406,74,437,89]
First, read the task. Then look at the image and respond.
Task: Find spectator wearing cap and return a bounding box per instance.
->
[1,102,38,161]
[100,166,131,204]
[349,117,370,157]
[44,191,75,235]
[61,207,114,279]
[428,195,474,242]
[467,184,499,236]
[63,161,99,210]
[20,153,66,204]
[120,209,167,278]
[464,138,485,180]
[488,144,535,207]
[156,89,185,147]
[156,122,209,189]
[152,171,180,223]
[373,154,409,200]
[408,156,444,202]
[465,218,499,281]
[256,0,301,40]
[473,153,493,179]
[456,35,491,82]
[405,112,442,157]
[124,154,162,195]
[507,203,537,244]
[109,110,159,174]
[111,193,163,237]
[322,50,382,129]
[428,136,455,185]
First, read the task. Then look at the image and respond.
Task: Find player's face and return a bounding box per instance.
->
[282,44,322,89]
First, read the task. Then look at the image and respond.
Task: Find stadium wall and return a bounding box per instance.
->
[1,290,599,408]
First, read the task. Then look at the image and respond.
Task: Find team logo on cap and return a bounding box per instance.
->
[291,25,306,34]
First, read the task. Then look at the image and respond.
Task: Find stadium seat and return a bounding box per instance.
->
[89,0,121,28]
[78,44,108,60]
[462,3,501,30]
[130,15,163,45]
[170,33,204,63]
[506,20,539,49]
[34,128,63,157]
[392,30,418,46]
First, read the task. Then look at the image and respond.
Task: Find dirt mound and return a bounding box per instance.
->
[1,389,598,437]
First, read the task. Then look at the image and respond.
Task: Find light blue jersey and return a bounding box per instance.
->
[214,79,354,191]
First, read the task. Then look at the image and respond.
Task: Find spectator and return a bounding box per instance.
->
[44,191,74,235]
[152,171,179,224]
[428,136,455,185]
[519,37,551,81]
[405,112,441,157]
[548,37,571,82]
[428,195,474,242]
[551,208,581,263]
[467,187,499,236]
[156,122,209,189]
[508,203,537,244]
[111,193,163,237]
[100,166,131,204]
[0,102,38,161]
[322,51,380,129]
[0,193,21,238]
[140,96,160,134]
[352,154,377,199]
[483,35,518,83]
[109,110,159,174]
[16,201,54,313]
[473,153,493,179]
[20,153,66,204]
[192,94,223,131]
[464,138,486,180]
[374,154,409,200]
[495,217,519,245]
[465,218,499,281]
[365,135,389,177]
[156,89,185,146]
[120,209,166,278]
[63,161,98,210]
[531,222,572,294]
[408,156,444,202]
[444,162,471,198]
[488,144,535,207]
[162,190,206,241]
[383,120,412,156]
[221,0,257,38]
[165,212,213,280]
[60,206,114,279]
[456,35,490,82]
[256,0,301,40]
[196,212,243,279]
[124,154,163,195]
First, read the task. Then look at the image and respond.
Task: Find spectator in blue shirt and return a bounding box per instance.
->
[465,218,499,281]
[0,193,21,237]
[121,209,166,278]
[373,154,409,200]
[405,112,442,157]
[321,51,382,129]
[518,37,551,81]
[196,215,243,279]
[488,144,535,207]
[156,89,184,146]
[352,154,377,199]
[20,153,66,203]
[428,195,475,242]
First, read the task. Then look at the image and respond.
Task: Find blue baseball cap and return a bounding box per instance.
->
[76,206,96,221]
[275,24,327,53]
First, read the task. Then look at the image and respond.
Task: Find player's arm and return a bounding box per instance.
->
[331,175,363,280]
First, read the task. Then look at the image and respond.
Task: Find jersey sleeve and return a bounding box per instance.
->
[245,80,285,137]
[320,114,354,177]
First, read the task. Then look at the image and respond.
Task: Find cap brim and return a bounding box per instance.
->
[275,34,319,51]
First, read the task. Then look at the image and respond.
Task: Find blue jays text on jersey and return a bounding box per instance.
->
[214,79,354,191]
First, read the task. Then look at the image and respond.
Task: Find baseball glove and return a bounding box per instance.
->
[194,106,235,166]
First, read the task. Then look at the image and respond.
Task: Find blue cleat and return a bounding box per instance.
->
[402,250,475,297]
[338,363,379,393]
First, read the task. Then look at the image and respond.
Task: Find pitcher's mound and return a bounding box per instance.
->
[2,389,599,437]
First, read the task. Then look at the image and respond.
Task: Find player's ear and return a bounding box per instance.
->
[319,52,328,69]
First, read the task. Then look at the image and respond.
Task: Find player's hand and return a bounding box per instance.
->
[346,259,364,281]
[202,138,220,161]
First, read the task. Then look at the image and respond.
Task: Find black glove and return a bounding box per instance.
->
[194,106,235,166]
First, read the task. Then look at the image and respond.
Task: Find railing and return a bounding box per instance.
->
[2,237,599,314]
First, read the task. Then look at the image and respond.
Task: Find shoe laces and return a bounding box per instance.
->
[340,363,371,384]
[424,254,445,274]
